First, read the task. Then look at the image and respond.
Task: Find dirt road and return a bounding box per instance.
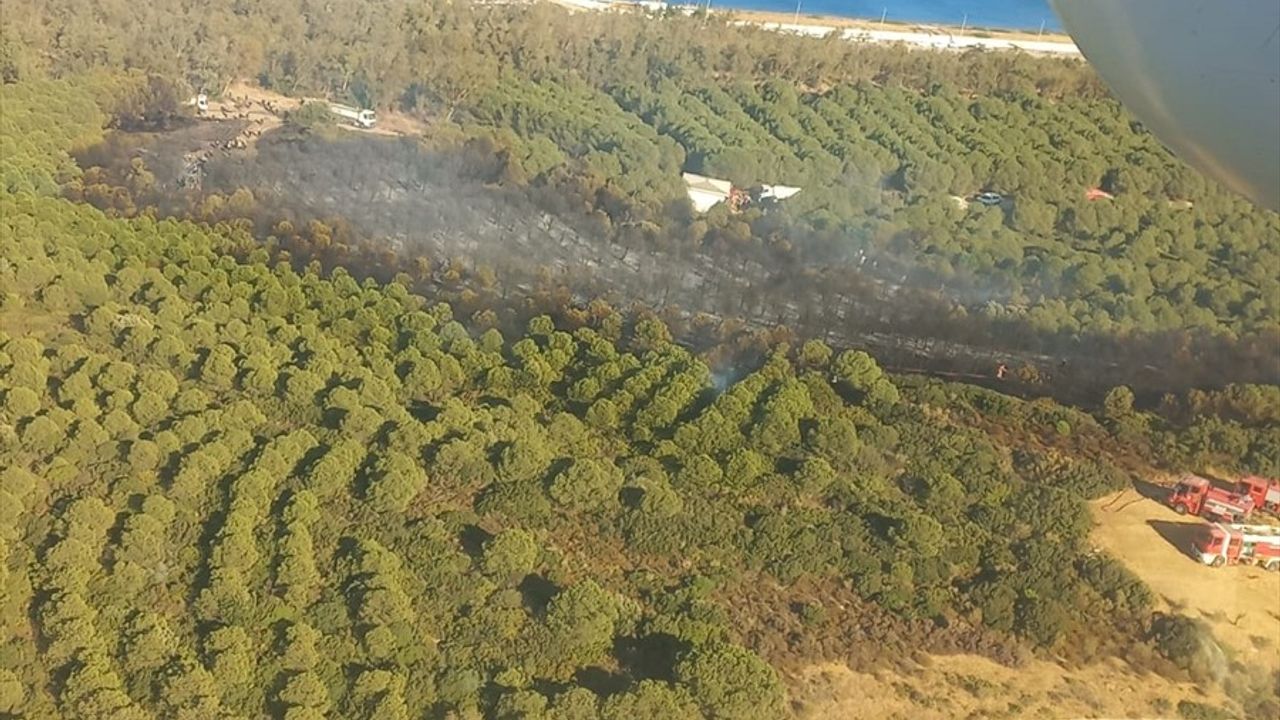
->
[1091,487,1280,672]
[206,81,427,142]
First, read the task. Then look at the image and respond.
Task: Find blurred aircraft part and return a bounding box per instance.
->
[1053,0,1280,211]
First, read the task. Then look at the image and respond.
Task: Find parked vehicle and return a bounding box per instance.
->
[1166,474,1253,521]
[329,103,377,128]
[1192,523,1280,570]
[1236,475,1280,512]
[185,93,209,113]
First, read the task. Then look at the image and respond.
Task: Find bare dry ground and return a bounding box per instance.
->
[789,655,1236,720]
[210,81,428,139]
[785,487,1280,719]
[1091,487,1280,672]
[722,9,1072,43]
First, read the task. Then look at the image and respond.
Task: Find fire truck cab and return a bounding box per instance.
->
[1236,475,1280,512]
[1193,523,1280,570]
[1167,475,1253,521]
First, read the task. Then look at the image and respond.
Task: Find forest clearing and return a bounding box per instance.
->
[204,81,428,140]
[1091,486,1280,672]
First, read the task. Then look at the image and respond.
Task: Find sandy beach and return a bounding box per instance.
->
[733,18,1080,55]
[552,0,1081,55]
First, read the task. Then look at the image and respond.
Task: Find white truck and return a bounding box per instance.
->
[329,103,377,129]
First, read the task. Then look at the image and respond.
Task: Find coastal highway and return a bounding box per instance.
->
[548,0,1081,56]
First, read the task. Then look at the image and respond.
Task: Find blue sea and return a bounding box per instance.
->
[698,0,1062,32]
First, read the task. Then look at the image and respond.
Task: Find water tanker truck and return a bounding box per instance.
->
[329,103,377,129]
[1166,474,1253,522]
[1192,523,1280,570]
[1236,476,1280,513]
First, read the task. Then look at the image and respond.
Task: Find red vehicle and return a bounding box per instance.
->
[1236,475,1280,512]
[1192,523,1280,571]
[1167,475,1253,521]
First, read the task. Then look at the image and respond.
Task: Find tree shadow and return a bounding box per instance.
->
[351,455,376,499]
[619,485,644,510]
[321,405,348,430]
[265,669,298,720]
[540,457,573,490]
[614,633,686,682]
[1132,478,1169,502]
[186,507,227,606]
[1198,469,1237,488]
[574,666,629,697]
[406,400,439,423]
[518,574,560,617]
[296,442,330,479]
[1147,519,1204,559]
[457,524,492,560]
[475,395,512,410]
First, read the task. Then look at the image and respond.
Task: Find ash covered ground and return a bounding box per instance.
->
[76,122,1279,398]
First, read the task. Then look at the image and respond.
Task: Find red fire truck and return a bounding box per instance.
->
[1166,475,1253,521]
[1236,475,1280,512]
[1192,523,1280,571]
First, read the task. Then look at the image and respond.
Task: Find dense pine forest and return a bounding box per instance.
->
[7,0,1280,352]
[1,1,1278,719]
[6,0,1280,350]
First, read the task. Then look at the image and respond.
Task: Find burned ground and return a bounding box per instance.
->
[76,124,1280,403]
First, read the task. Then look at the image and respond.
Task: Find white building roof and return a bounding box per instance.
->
[683,172,733,212]
[682,172,733,196]
[760,184,801,200]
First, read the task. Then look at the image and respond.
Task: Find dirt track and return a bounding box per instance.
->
[1091,487,1280,672]
[205,81,427,142]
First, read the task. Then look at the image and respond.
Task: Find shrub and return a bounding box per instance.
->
[1079,554,1154,616]
[675,642,785,720]
[1151,614,1226,683]
[1176,700,1238,720]
[482,529,538,581]
[287,101,334,131]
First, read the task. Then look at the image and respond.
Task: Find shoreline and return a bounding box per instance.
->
[553,0,1081,55]
[729,16,1080,55]
[720,7,1072,44]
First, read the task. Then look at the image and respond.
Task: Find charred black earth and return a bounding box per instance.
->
[75,123,1280,400]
